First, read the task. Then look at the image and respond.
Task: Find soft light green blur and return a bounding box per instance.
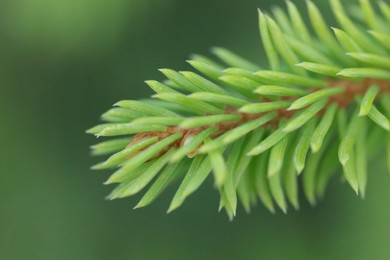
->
[0,0,389,259]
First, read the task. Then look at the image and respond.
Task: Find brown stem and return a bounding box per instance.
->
[129,78,390,157]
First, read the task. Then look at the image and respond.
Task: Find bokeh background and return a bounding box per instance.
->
[1,0,389,259]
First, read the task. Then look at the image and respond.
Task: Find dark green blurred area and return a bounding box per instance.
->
[0,0,389,259]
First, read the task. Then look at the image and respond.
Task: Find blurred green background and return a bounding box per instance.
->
[1,0,389,259]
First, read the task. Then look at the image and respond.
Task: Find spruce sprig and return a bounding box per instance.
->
[88,0,390,219]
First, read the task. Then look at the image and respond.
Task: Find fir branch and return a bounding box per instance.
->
[88,0,390,219]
